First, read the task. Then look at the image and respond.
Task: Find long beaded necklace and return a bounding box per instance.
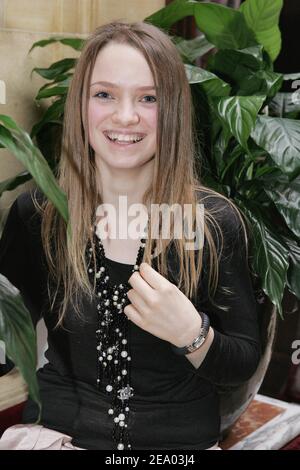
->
[86,228,154,450]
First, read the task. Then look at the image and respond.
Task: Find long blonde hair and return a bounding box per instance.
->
[33,20,249,328]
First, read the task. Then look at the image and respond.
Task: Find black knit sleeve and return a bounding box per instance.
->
[0,191,45,328]
[184,196,261,386]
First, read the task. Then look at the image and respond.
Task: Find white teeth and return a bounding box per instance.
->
[106,132,144,143]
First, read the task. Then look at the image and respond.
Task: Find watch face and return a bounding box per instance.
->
[192,336,206,351]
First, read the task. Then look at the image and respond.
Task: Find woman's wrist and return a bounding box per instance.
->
[172,313,203,348]
[171,311,210,355]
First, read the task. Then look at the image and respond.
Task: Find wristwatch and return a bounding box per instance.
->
[171,311,210,355]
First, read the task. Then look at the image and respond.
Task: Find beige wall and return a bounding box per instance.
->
[0,0,164,33]
[0,0,164,213]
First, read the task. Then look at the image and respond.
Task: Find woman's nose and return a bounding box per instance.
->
[112,99,139,126]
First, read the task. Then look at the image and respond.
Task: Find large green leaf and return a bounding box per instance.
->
[0,274,40,411]
[37,72,73,93]
[35,81,70,101]
[251,116,300,177]
[0,171,32,197]
[29,37,85,53]
[185,65,230,97]
[213,127,232,176]
[284,237,300,299]
[239,202,289,317]
[174,34,214,63]
[240,0,283,61]
[213,95,265,149]
[31,98,65,137]
[194,3,257,50]
[32,58,76,80]
[265,177,300,239]
[208,46,265,83]
[237,70,283,98]
[0,115,68,224]
[145,0,196,30]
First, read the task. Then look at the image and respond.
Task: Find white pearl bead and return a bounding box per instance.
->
[107,347,113,354]
[89,268,93,273]
[107,355,112,361]
[118,413,125,421]
[119,421,125,427]
[108,409,114,415]
[106,385,113,392]
[125,407,129,412]
[122,339,127,345]
[96,272,101,278]
[100,267,105,272]
[121,351,128,358]
[117,443,124,450]
[114,417,119,423]
[113,295,118,301]
[122,369,127,375]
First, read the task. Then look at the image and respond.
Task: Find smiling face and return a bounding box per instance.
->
[88,42,157,170]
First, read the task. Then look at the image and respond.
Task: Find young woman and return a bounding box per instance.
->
[0,21,261,450]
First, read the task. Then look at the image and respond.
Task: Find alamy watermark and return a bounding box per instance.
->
[291,339,300,365]
[0,79,6,104]
[94,197,205,250]
[291,79,300,106]
[0,340,6,365]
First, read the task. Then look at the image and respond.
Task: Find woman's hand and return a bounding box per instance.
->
[124,262,202,347]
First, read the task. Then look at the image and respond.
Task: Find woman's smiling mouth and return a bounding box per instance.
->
[103,131,146,146]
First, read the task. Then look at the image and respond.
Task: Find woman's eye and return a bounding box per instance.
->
[95,91,112,100]
[93,92,156,103]
[144,95,156,103]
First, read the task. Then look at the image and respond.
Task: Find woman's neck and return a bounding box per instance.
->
[96,159,154,208]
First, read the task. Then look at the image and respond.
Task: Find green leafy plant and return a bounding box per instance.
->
[1,0,299,407]
[0,274,40,416]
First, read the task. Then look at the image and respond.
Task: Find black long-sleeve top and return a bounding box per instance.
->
[0,190,261,449]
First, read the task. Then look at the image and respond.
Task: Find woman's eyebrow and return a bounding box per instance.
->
[90,80,156,91]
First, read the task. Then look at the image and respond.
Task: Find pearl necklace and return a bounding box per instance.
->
[86,231,149,451]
